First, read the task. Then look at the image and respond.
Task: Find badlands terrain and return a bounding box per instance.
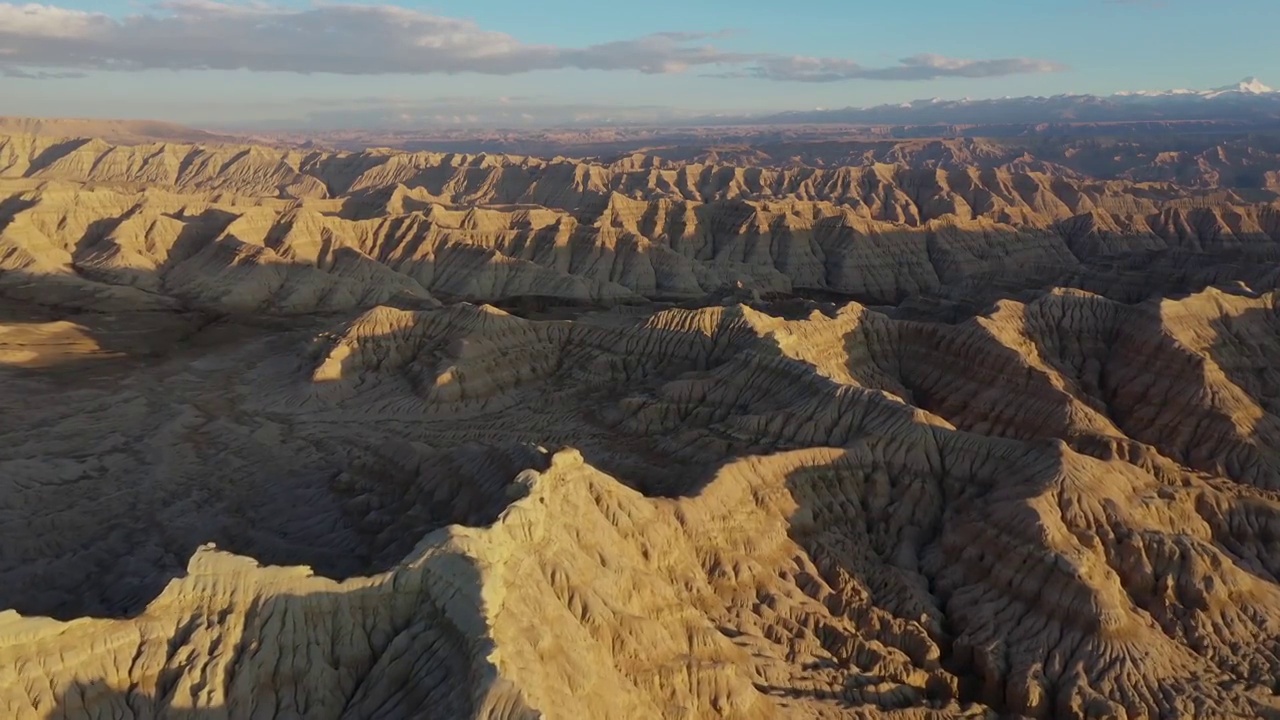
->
[2,125,1280,719]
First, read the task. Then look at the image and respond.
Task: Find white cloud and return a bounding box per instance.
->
[252,95,703,130]
[0,3,108,39]
[1,66,85,79]
[729,54,1068,83]
[0,2,1065,83]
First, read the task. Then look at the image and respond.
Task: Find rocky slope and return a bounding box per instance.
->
[0,117,240,147]
[2,133,1280,719]
[2,134,1279,317]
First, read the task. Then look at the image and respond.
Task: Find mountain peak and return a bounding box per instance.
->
[1222,77,1273,94]
[1117,78,1275,99]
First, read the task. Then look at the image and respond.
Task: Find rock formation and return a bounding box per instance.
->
[2,131,1280,719]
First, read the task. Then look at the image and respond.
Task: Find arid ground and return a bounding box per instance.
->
[2,125,1280,719]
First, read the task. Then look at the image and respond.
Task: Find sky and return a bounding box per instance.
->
[1,0,1277,129]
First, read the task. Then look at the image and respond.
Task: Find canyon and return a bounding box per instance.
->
[1,127,1279,719]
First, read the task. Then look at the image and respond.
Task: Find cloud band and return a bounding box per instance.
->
[0,1,1065,82]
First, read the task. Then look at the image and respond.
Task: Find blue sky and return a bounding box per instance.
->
[1,0,1277,128]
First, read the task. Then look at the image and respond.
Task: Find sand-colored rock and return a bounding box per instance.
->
[2,132,1280,719]
[2,135,1279,316]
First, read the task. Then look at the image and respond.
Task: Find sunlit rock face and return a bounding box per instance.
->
[2,132,1280,720]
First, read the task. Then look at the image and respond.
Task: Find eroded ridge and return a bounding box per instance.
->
[2,133,1280,317]
[2,132,1280,719]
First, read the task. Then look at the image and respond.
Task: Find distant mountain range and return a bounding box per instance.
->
[7,79,1277,150]
[709,78,1280,127]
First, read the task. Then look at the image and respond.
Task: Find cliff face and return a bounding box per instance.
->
[2,134,1278,317]
[2,134,1280,720]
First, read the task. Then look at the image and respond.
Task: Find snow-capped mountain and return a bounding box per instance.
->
[720,78,1280,127]
[1210,76,1274,95]
[1117,77,1274,98]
